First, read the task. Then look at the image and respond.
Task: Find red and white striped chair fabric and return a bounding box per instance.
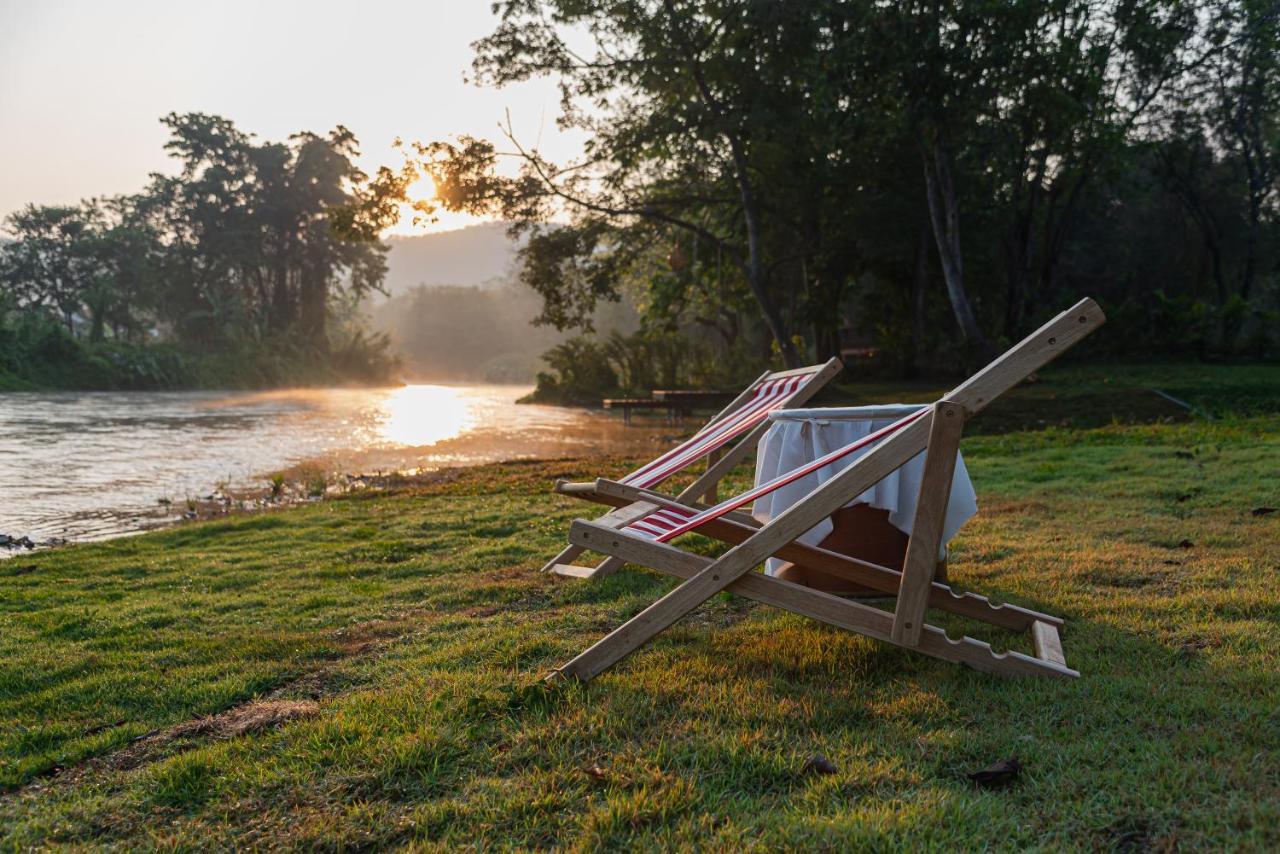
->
[620,371,819,490]
[621,406,930,542]
[622,503,702,540]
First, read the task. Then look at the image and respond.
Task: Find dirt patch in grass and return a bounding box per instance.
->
[167,699,319,741]
[10,698,321,797]
[8,613,439,797]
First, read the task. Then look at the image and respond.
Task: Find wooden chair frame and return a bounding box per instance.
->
[548,299,1104,682]
[543,358,843,580]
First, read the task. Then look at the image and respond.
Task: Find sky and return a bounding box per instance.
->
[0,0,585,235]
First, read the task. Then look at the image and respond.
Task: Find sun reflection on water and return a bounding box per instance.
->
[375,385,475,447]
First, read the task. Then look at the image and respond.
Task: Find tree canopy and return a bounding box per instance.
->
[1,113,408,387]
[416,0,1279,374]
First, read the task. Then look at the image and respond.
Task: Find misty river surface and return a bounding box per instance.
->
[1,385,676,545]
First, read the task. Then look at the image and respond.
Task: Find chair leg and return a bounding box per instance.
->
[541,543,585,573]
[892,401,965,646]
[547,554,626,579]
[590,555,627,578]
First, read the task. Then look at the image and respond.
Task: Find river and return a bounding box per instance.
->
[0,385,677,545]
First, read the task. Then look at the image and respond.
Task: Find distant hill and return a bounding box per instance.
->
[381,221,519,295]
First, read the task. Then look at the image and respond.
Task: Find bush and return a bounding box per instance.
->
[521,328,767,406]
[522,336,620,405]
[0,304,400,392]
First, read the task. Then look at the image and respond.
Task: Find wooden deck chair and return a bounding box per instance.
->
[543,358,842,579]
[548,298,1105,682]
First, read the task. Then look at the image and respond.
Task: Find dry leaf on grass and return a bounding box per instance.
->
[580,763,630,786]
[802,754,838,776]
[967,756,1022,788]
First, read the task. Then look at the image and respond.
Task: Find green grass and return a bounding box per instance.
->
[1,364,1278,848]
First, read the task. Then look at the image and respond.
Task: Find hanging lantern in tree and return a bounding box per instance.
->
[667,241,688,272]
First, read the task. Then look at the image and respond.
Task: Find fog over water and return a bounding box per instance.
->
[1,385,674,545]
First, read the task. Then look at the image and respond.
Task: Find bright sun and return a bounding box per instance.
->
[387,169,488,236]
[392,173,442,234]
[407,172,438,202]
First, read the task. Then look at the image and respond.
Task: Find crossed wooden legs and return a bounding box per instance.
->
[563,519,1076,679]
[552,403,1074,682]
[545,298,1104,683]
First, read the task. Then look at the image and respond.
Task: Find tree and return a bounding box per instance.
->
[1,112,409,385]
[0,204,92,329]
[418,0,887,367]
[1205,0,1279,305]
[146,113,405,349]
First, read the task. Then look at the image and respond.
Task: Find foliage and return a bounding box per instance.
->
[526,335,621,405]
[0,300,399,392]
[413,0,1279,375]
[523,325,765,405]
[0,304,187,390]
[1,363,1278,846]
[0,113,409,389]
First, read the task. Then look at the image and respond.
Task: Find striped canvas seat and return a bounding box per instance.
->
[621,371,820,490]
[622,503,700,540]
[621,406,929,541]
[543,358,843,579]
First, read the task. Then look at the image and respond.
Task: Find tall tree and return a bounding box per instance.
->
[420,0,878,366]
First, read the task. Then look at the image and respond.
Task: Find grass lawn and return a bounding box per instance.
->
[2,363,1278,849]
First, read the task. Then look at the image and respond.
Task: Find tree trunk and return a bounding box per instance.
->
[269,259,293,333]
[89,302,106,343]
[1003,150,1046,340]
[1241,185,1261,304]
[1161,145,1228,306]
[663,0,798,366]
[909,223,930,378]
[922,137,990,358]
[1004,206,1034,340]
[299,265,328,350]
[738,172,798,367]
[809,275,843,363]
[719,127,797,366]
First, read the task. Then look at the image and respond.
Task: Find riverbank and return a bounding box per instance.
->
[0,320,399,393]
[3,392,1278,846]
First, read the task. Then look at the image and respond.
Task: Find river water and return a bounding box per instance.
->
[0,385,676,545]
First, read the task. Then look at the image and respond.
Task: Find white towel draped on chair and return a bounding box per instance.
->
[752,404,978,574]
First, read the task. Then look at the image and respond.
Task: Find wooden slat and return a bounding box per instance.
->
[549,563,599,579]
[565,522,1077,679]
[593,500,663,528]
[892,401,965,646]
[554,480,601,495]
[540,543,586,574]
[1032,620,1067,667]
[702,446,726,504]
[585,480,1063,631]
[554,299,1102,681]
[765,357,844,381]
[587,556,626,578]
